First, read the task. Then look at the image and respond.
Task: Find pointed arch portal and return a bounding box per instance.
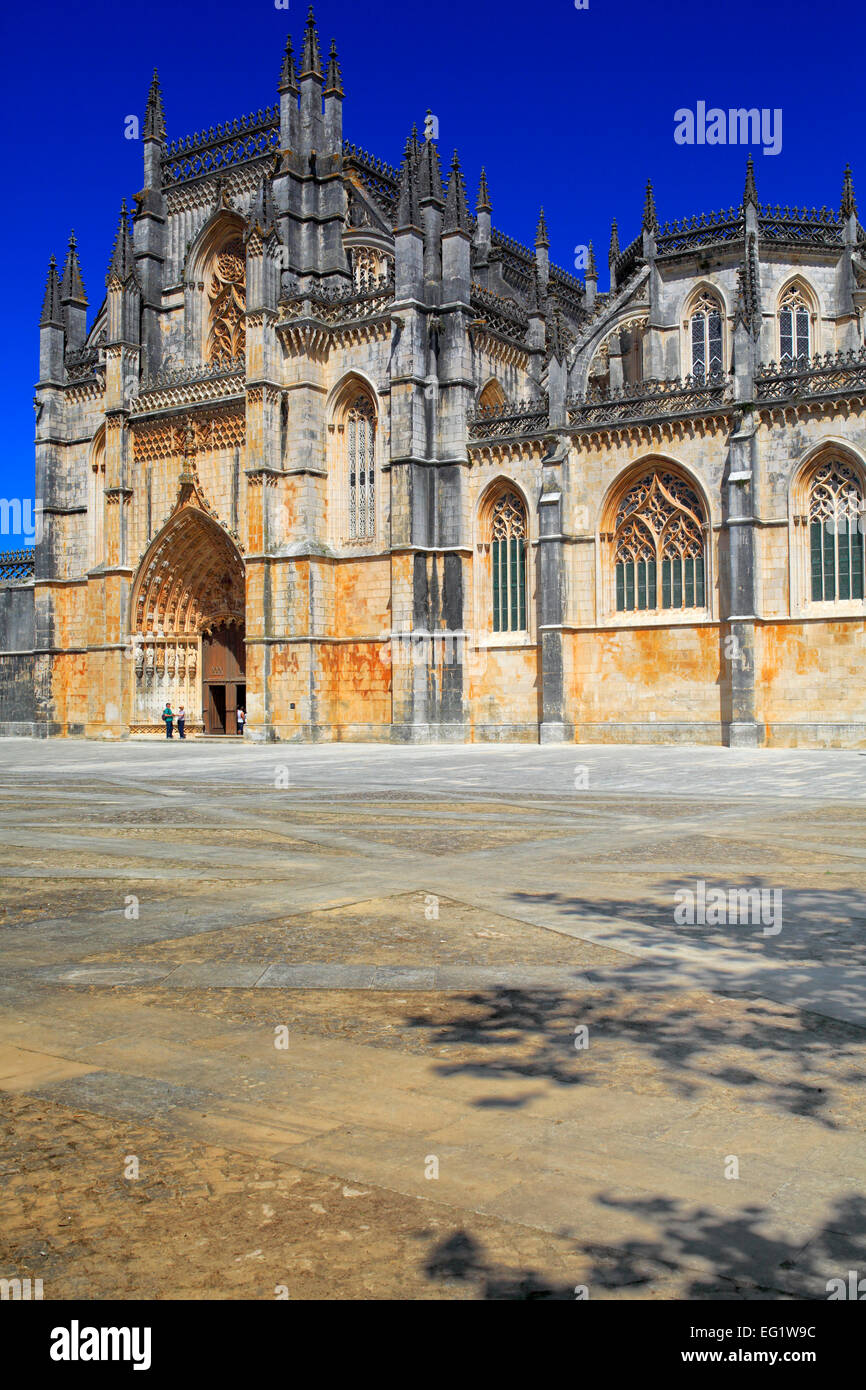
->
[130,499,246,733]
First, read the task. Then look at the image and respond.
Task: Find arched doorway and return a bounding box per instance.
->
[202,621,246,734]
[130,499,245,734]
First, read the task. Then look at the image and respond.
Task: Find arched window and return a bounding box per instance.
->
[689,292,723,381]
[808,460,865,601]
[614,471,706,612]
[346,394,376,540]
[89,432,105,567]
[479,379,507,414]
[350,247,391,293]
[490,491,527,632]
[779,284,811,365]
[207,238,246,365]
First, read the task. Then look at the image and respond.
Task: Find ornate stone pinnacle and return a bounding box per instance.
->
[743,154,758,209]
[643,179,657,232]
[842,163,857,219]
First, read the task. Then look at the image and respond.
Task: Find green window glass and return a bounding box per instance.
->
[614,471,706,613]
[490,491,528,632]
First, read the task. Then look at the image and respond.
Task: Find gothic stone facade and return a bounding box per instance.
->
[2,14,866,746]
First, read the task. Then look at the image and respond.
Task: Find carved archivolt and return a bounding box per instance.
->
[132,508,245,638]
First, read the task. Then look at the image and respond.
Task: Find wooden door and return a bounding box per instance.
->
[202,624,245,734]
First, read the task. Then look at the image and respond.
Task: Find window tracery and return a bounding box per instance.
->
[207,239,246,365]
[490,491,527,632]
[808,460,865,601]
[688,291,723,381]
[779,284,812,364]
[614,471,706,611]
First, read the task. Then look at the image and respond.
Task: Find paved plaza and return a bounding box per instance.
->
[1,739,865,1299]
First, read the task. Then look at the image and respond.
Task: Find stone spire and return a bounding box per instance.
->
[608,218,620,291]
[40,255,63,327]
[60,231,87,306]
[143,68,165,142]
[418,127,445,207]
[585,240,598,310]
[60,231,88,350]
[609,219,620,262]
[394,130,421,230]
[107,201,136,284]
[642,179,658,233]
[743,154,758,209]
[477,167,491,215]
[535,207,549,249]
[278,33,298,93]
[842,163,857,219]
[323,38,342,95]
[300,5,322,77]
[444,151,471,234]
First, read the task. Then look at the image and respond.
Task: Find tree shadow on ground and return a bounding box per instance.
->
[403,978,865,1124]
[419,1192,866,1301]
[510,880,866,973]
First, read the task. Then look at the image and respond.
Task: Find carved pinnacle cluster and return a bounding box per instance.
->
[476,167,491,215]
[300,5,322,79]
[842,163,857,219]
[143,68,166,142]
[643,179,658,233]
[418,131,444,207]
[609,218,620,264]
[324,39,343,97]
[60,231,87,306]
[278,35,297,94]
[107,200,136,284]
[535,207,549,249]
[734,231,761,337]
[743,154,758,209]
[40,255,63,327]
[394,128,421,230]
[444,151,471,234]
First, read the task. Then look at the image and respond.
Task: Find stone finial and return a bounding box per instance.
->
[278,35,298,94]
[535,207,549,249]
[608,218,620,264]
[143,68,165,142]
[743,154,758,209]
[395,132,421,231]
[418,136,445,207]
[842,163,857,219]
[587,240,597,278]
[60,231,87,306]
[300,5,322,78]
[477,167,491,215]
[324,38,343,96]
[40,255,63,327]
[642,179,658,233]
[107,200,136,284]
[444,151,472,234]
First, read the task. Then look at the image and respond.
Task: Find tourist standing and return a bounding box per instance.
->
[177,706,186,740]
[162,704,174,739]
[237,707,246,736]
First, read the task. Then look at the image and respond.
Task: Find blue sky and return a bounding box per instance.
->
[1,0,863,545]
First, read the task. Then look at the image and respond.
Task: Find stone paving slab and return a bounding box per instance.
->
[24,961,597,992]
